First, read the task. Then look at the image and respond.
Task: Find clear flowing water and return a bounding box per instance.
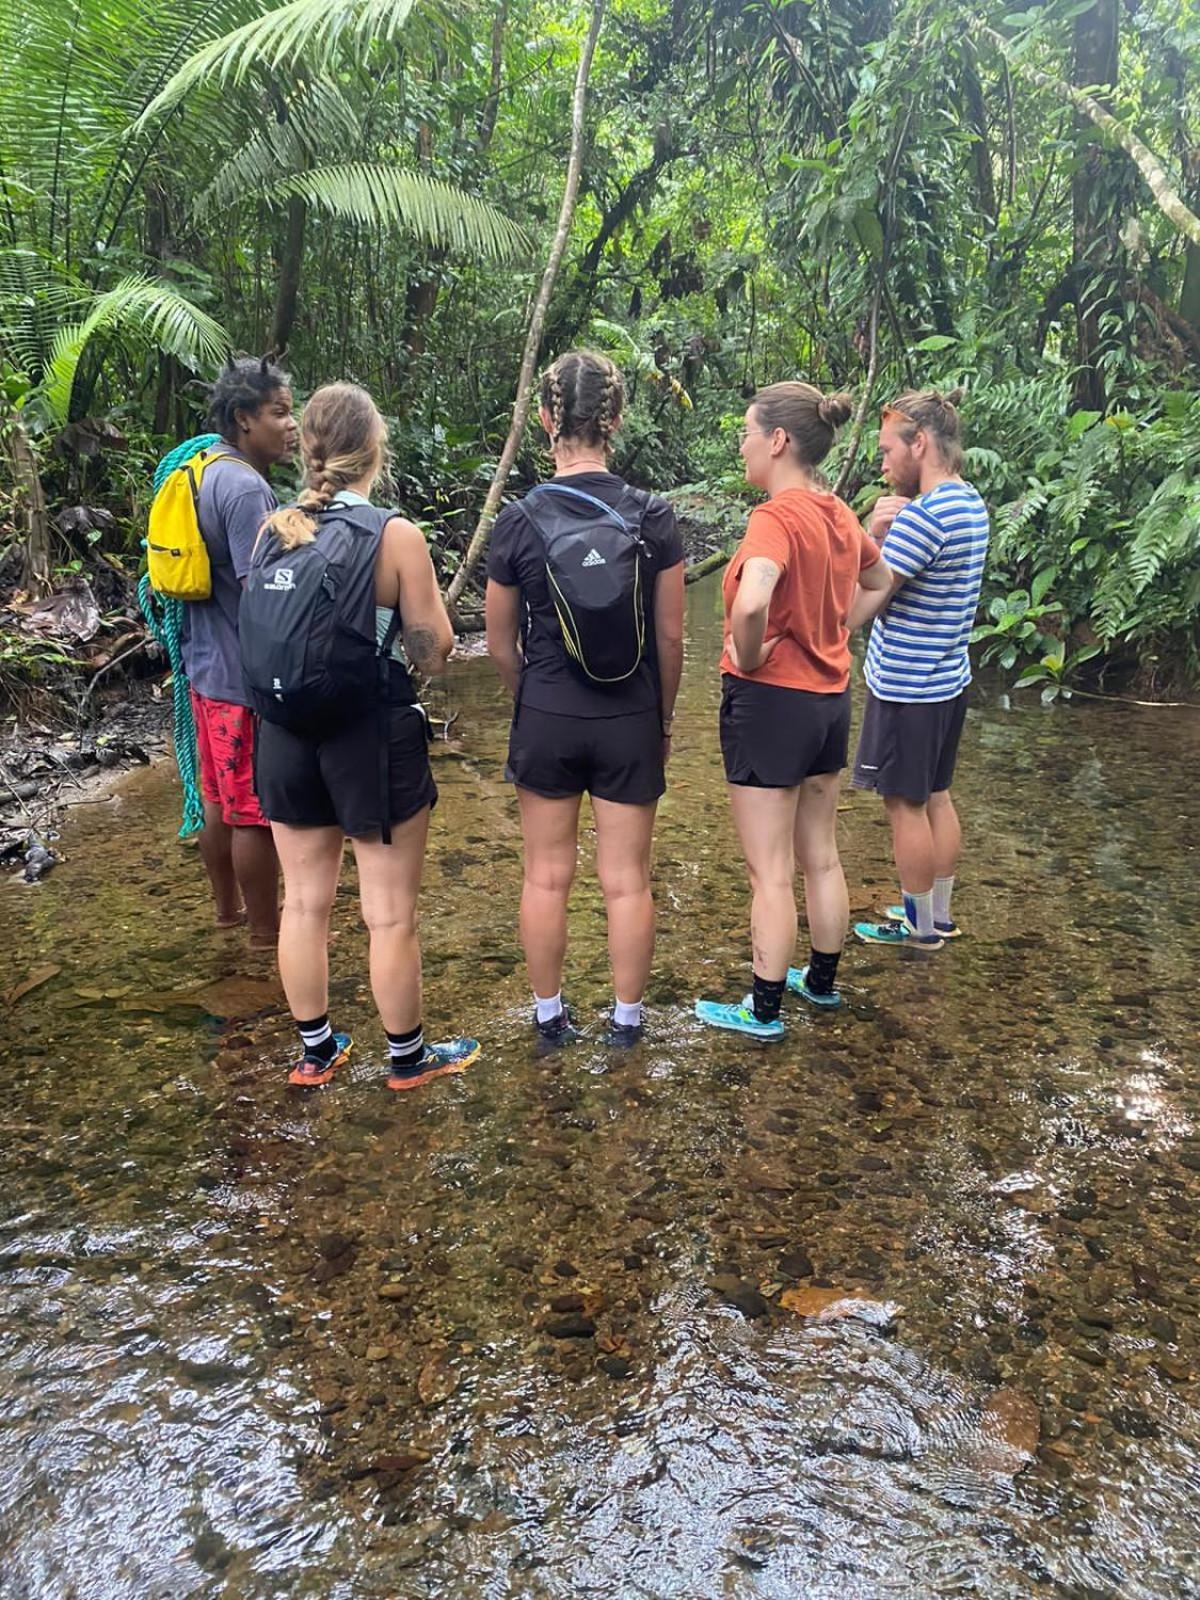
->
[2,577,1199,1599]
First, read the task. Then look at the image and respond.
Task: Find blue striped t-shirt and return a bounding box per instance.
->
[865,480,989,702]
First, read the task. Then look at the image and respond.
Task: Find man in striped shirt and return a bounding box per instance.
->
[848,389,989,950]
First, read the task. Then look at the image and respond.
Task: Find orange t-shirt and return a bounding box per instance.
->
[721,487,881,692]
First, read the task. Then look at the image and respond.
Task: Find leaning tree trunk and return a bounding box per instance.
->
[3,406,52,596]
[445,0,607,610]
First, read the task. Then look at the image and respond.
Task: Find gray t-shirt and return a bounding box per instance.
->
[180,451,277,705]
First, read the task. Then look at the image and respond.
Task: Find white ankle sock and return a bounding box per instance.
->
[535,991,563,1024]
[613,999,643,1028]
[933,875,955,926]
[902,889,936,938]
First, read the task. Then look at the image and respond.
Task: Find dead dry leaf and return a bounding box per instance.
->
[417,1350,459,1407]
[3,963,61,1007]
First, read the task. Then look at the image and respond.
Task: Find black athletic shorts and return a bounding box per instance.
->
[506,703,664,805]
[719,675,851,788]
[256,704,437,835]
[851,686,968,804]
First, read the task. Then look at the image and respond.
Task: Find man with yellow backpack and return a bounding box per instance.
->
[146,355,297,943]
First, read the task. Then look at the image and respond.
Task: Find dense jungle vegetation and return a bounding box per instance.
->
[2,0,1199,710]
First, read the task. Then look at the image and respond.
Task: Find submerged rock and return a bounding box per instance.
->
[708,1274,769,1319]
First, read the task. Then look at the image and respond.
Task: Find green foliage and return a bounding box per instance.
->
[973,396,1200,683]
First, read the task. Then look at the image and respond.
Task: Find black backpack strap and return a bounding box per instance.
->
[321,501,401,846]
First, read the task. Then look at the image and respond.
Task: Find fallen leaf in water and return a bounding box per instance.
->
[979,1386,1039,1469]
[779,1286,904,1327]
[417,1350,458,1406]
[3,963,61,1007]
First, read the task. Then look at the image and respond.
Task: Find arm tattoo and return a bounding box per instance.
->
[404,626,441,674]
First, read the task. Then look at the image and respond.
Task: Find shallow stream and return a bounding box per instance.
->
[2,577,1198,1598]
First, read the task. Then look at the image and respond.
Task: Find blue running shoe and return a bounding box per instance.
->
[855,919,943,951]
[786,966,842,1009]
[534,1003,579,1055]
[694,995,785,1040]
[388,1037,480,1092]
[884,903,962,938]
[604,1015,644,1049]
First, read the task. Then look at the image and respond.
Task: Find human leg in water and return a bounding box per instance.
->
[197,800,241,926]
[517,788,582,1049]
[787,770,849,1008]
[352,809,479,1090]
[855,794,943,950]
[272,821,352,1085]
[695,784,798,1039]
[593,795,658,1046]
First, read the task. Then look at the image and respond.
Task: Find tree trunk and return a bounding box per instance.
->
[446,0,607,610]
[962,43,998,235]
[4,408,53,597]
[1179,151,1200,335]
[476,0,508,154]
[1071,0,1121,411]
[270,194,307,357]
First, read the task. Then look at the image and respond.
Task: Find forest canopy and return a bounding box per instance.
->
[2,0,1199,695]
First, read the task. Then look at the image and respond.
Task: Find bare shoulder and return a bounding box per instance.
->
[382,515,429,556]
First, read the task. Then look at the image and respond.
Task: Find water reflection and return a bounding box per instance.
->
[1,576,1199,1597]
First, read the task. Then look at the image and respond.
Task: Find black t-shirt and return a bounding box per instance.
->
[487,471,684,718]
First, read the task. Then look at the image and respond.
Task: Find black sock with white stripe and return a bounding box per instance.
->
[387,1023,425,1072]
[297,1014,337,1065]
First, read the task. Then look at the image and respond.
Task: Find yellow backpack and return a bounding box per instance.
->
[146,447,255,600]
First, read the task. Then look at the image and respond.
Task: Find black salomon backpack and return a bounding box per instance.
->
[521,482,650,685]
[240,503,399,735]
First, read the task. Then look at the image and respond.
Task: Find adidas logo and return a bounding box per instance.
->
[581,548,606,568]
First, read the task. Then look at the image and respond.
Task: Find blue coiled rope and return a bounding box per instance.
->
[137,432,220,839]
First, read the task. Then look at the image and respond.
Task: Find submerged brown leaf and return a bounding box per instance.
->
[3,963,61,1007]
[979,1386,1040,1469]
[417,1350,459,1406]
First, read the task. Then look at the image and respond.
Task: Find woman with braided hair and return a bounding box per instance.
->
[181,354,296,945]
[486,350,685,1050]
[253,383,479,1090]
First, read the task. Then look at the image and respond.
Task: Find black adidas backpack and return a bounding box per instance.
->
[240,502,402,735]
[520,482,650,685]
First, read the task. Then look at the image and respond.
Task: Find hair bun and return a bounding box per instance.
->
[818,392,853,428]
[943,386,965,408]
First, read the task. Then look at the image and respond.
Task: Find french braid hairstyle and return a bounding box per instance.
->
[881,388,965,472]
[207,353,291,443]
[262,382,390,551]
[538,350,626,452]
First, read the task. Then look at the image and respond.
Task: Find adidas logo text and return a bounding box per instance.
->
[581,548,606,567]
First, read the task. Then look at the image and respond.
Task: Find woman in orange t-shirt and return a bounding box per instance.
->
[695,382,891,1036]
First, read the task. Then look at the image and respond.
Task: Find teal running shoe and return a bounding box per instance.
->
[855,919,943,951]
[388,1037,480,1092]
[883,903,962,938]
[786,966,842,1009]
[694,995,785,1040]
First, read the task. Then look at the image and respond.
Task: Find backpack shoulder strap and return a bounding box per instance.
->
[521,482,635,540]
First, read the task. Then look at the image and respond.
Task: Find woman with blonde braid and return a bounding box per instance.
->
[250,383,479,1090]
[486,350,685,1049]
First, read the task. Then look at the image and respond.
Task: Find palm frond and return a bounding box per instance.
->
[275,163,529,259]
[192,80,360,218]
[42,276,229,424]
[137,0,420,124]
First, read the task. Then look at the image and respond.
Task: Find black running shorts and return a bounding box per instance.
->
[506,704,664,805]
[256,704,437,835]
[851,686,968,804]
[719,676,851,788]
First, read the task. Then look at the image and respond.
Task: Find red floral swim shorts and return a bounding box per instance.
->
[190,690,269,828]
